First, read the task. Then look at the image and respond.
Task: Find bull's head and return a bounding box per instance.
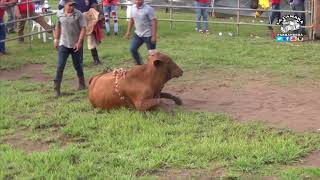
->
[147,52,183,81]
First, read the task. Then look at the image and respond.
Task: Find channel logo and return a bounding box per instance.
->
[276,35,304,42]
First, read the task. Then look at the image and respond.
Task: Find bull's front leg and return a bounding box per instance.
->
[134,98,172,113]
[160,92,182,105]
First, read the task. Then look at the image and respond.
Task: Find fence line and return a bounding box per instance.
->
[1,1,316,44]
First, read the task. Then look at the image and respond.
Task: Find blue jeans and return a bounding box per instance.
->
[103,5,118,33]
[292,3,306,34]
[269,4,281,26]
[0,19,5,53]
[55,45,84,82]
[195,1,209,31]
[130,33,156,65]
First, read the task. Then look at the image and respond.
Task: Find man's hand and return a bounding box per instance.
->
[54,39,59,50]
[125,32,131,40]
[151,35,157,43]
[74,41,82,52]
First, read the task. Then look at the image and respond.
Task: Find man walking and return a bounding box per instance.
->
[54,0,86,97]
[125,0,157,65]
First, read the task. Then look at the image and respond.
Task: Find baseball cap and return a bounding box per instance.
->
[64,0,77,5]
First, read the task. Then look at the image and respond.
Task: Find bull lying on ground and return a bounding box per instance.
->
[88,52,183,112]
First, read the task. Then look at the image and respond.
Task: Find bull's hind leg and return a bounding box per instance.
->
[160,92,182,105]
[134,98,172,113]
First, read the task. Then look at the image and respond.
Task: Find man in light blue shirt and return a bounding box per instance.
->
[125,0,157,65]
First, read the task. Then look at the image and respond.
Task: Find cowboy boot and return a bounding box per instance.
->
[54,80,61,97]
[78,76,86,90]
[91,48,101,65]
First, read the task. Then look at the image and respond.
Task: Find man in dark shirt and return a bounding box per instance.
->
[290,0,306,35]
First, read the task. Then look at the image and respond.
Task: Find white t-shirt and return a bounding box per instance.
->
[131,3,156,37]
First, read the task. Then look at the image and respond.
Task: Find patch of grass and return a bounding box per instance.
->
[1,81,320,179]
[279,167,320,180]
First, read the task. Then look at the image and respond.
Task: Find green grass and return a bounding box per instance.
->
[1,8,320,179]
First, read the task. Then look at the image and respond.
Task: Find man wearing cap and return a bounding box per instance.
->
[125,0,157,65]
[58,0,102,65]
[53,0,86,97]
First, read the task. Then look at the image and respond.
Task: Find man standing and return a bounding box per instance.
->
[54,0,86,97]
[268,0,281,31]
[103,0,119,36]
[125,0,157,65]
[194,0,209,34]
[15,0,53,43]
[290,0,306,35]
[5,0,16,33]
[0,0,6,55]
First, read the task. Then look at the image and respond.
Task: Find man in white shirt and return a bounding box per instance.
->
[125,0,157,65]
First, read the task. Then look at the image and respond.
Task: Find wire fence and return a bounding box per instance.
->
[0,0,317,46]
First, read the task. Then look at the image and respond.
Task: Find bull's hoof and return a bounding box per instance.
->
[174,97,183,106]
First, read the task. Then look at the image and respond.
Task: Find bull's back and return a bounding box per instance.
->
[88,73,123,109]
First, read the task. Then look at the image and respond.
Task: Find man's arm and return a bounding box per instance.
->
[151,18,157,43]
[74,27,86,52]
[54,21,61,49]
[125,18,134,39]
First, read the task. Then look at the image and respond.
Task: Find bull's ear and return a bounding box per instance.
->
[153,60,161,67]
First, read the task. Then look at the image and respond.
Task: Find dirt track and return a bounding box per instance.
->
[165,71,320,133]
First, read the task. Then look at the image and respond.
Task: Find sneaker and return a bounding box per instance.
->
[204,30,209,34]
[198,29,203,33]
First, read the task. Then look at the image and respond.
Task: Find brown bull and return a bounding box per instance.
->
[88,52,183,111]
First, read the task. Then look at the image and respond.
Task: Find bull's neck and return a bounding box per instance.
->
[127,65,167,91]
[144,65,167,90]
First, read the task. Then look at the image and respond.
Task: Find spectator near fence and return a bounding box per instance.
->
[75,0,102,65]
[0,0,6,55]
[125,0,157,65]
[268,0,281,32]
[103,0,119,36]
[194,0,209,34]
[1,0,16,55]
[5,0,16,33]
[290,0,305,35]
[15,0,53,43]
[54,0,87,97]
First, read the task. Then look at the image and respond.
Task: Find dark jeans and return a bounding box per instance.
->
[269,4,281,27]
[55,45,84,82]
[130,33,156,65]
[0,19,5,53]
[292,3,306,34]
